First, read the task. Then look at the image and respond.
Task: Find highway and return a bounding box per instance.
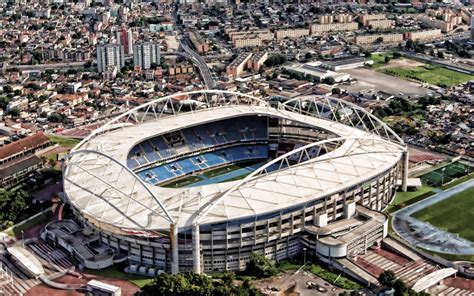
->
[180,39,216,89]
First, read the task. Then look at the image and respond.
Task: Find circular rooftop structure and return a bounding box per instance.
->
[63,90,405,235]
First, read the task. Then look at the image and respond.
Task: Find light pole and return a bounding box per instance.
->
[21,231,24,248]
[303,247,307,266]
[441,167,446,186]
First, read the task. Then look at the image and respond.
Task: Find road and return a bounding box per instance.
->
[180,39,216,89]
[4,61,89,72]
[401,51,474,75]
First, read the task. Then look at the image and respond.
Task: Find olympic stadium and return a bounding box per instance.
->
[57,90,408,274]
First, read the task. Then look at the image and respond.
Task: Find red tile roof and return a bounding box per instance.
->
[0,132,50,161]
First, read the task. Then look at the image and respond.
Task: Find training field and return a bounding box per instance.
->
[412,186,474,242]
[382,64,474,87]
[421,162,471,187]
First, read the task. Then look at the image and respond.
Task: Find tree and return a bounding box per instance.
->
[0,187,27,229]
[8,108,20,117]
[323,77,336,85]
[393,279,408,296]
[139,272,261,296]
[246,252,278,278]
[332,87,342,95]
[379,270,396,286]
[384,56,391,63]
[2,85,13,93]
[437,51,444,59]
[264,54,287,67]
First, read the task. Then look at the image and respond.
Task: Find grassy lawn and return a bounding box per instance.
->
[161,175,204,188]
[419,248,474,262]
[47,135,81,147]
[391,186,433,206]
[276,260,303,272]
[412,186,474,242]
[85,266,154,288]
[382,64,474,87]
[201,164,242,178]
[386,186,434,213]
[369,52,394,68]
[309,264,362,290]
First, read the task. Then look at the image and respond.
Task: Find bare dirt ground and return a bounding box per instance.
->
[377,58,425,69]
[254,270,346,296]
[340,68,434,97]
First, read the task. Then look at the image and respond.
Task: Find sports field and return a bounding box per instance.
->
[412,186,474,242]
[382,64,474,87]
[162,162,261,188]
[420,162,471,187]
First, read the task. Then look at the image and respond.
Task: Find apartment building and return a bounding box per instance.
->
[275,29,310,40]
[96,44,124,73]
[168,64,194,76]
[189,31,209,53]
[226,52,253,77]
[116,28,133,55]
[233,37,263,48]
[417,16,455,32]
[404,29,442,41]
[247,52,268,72]
[228,30,273,42]
[336,14,353,23]
[318,15,334,24]
[355,33,404,44]
[367,19,394,30]
[360,14,387,26]
[309,22,358,35]
[40,48,92,62]
[133,42,161,70]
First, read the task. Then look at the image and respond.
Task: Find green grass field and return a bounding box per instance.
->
[412,186,474,242]
[47,135,81,147]
[382,64,474,87]
[369,52,395,68]
[386,186,434,213]
[85,266,154,288]
[161,175,204,188]
[201,164,243,178]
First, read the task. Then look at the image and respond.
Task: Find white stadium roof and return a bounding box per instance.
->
[64,90,405,233]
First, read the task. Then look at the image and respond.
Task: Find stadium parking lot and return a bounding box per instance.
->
[340,68,434,97]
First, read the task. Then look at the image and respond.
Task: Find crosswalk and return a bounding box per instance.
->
[0,242,74,295]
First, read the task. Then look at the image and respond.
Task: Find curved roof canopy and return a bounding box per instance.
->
[64,90,405,233]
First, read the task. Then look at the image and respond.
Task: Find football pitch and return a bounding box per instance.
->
[420,162,471,187]
[382,64,474,87]
[161,162,260,188]
[412,186,474,242]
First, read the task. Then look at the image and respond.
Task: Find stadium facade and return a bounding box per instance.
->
[61,90,408,274]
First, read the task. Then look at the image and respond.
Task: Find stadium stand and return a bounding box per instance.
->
[140,144,268,184]
[127,116,268,170]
